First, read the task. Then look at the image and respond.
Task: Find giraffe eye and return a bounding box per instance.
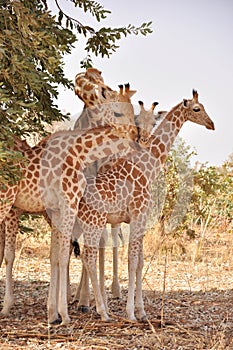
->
[193,107,200,112]
[114,111,124,117]
[101,87,106,99]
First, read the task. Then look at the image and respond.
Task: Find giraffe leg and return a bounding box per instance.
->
[0,201,16,268]
[111,225,121,299]
[71,220,91,312]
[77,264,90,313]
[0,221,5,268]
[99,246,108,312]
[72,265,82,302]
[48,227,60,324]
[67,241,73,303]
[99,227,113,311]
[126,240,138,321]
[135,237,147,321]
[56,212,77,326]
[1,210,18,316]
[126,220,147,321]
[82,245,110,321]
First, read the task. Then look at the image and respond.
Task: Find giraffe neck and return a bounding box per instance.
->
[129,102,186,183]
[15,126,133,213]
[65,126,133,170]
[74,102,136,143]
[149,102,185,163]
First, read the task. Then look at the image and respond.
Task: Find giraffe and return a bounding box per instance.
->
[0,69,140,323]
[0,126,137,323]
[98,102,165,299]
[63,90,214,321]
[73,101,164,302]
[0,69,139,322]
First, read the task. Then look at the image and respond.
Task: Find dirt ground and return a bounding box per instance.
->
[1,227,233,350]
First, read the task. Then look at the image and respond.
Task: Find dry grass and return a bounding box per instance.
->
[1,220,233,349]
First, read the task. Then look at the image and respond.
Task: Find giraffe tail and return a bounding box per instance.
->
[72,238,80,257]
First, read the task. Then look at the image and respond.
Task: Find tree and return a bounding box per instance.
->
[53,0,152,65]
[0,0,152,183]
[147,137,195,234]
[192,161,233,226]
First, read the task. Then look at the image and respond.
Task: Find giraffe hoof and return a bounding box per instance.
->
[101,316,111,322]
[78,305,90,313]
[138,315,148,323]
[130,317,137,322]
[49,314,62,325]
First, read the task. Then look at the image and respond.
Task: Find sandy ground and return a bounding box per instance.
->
[1,228,233,350]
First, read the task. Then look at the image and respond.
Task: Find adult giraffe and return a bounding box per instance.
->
[0,68,139,324]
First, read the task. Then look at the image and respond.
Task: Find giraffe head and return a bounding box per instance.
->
[75,67,123,106]
[85,67,104,83]
[75,70,138,141]
[182,90,215,130]
[136,100,159,144]
[105,83,137,141]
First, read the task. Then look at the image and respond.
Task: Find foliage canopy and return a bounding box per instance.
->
[0,0,152,182]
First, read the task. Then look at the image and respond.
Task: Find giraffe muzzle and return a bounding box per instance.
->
[206,121,215,130]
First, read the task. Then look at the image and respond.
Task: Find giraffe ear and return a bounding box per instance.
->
[192,89,199,102]
[183,99,188,108]
[127,90,137,98]
[74,86,80,96]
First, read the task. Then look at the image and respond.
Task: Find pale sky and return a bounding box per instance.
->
[48,0,233,166]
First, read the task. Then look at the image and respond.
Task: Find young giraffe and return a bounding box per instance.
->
[97,102,165,300]
[73,101,164,302]
[66,90,214,321]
